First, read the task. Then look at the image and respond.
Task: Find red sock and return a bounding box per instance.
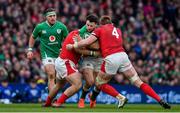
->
[56,93,68,104]
[45,96,52,105]
[140,83,161,102]
[100,84,119,97]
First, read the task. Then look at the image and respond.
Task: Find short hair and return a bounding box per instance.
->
[100,15,112,25]
[44,8,56,15]
[86,14,99,24]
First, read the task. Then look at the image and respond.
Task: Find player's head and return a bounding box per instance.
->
[100,15,112,25]
[44,8,57,25]
[86,14,99,32]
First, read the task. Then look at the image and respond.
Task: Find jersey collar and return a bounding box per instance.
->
[46,21,56,27]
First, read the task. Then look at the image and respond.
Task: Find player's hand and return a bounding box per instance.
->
[66,44,74,50]
[27,51,34,59]
[76,34,82,42]
[73,34,82,42]
[94,51,101,57]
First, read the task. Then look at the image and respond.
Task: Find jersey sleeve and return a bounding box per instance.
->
[62,25,69,39]
[32,24,41,39]
[92,27,101,38]
[79,25,86,37]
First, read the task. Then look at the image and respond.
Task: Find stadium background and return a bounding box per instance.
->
[0,0,179,105]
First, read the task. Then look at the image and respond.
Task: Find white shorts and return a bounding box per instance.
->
[79,56,103,72]
[55,57,78,80]
[101,52,132,75]
[42,58,56,66]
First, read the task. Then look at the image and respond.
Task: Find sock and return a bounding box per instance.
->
[140,83,161,102]
[56,93,68,104]
[80,88,89,99]
[91,87,100,101]
[45,96,52,105]
[100,84,119,97]
[116,94,125,100]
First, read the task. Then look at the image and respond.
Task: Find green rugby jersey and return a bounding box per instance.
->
[32,21,68,59]
[79,25,91,39]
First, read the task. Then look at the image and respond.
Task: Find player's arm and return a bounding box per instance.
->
[74,48,101,57]
[66,34,97,50]
[62,24,69,39]
[86,40,99,50]
[27,24,40,59]
[27,35,35,59]
[28,35,35,49]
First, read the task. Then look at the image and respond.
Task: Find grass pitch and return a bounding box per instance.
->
[0,103,179,112]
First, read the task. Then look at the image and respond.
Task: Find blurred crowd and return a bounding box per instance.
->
[0,0,179,85]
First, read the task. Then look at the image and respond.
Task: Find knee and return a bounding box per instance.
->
[95,83,101,90]
[83,70,94,86]
[46,70,55,79]
[75,80,82,90]
[129,74,143,87]
[134,79,143,88]
[95,76,107,87]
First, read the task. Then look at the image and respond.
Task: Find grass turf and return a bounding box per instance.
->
[0,103,179,112]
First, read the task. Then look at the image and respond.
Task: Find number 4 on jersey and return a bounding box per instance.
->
[112,28,119,39]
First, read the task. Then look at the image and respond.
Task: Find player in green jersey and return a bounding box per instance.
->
[27,8,68,92]
[77,14,102,108]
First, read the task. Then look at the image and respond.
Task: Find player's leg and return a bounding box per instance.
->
[118,52,171,109]
[78,61,95,108]
[82,68,95,95]
[43,79,66,107]
[94,53,130,108]
[88,57,103,107]
[52,59,82,107]
[95,71,127,108]
[43,58,67,107]
[122,67,170,109]
[52,72,82,107]
[43,58,56,91]
[89,71,100,108]
[78,68,94,108]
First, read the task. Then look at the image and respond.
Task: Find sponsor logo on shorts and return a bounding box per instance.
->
[48,59,52,62]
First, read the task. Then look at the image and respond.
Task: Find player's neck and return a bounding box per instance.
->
[46,21,56,27]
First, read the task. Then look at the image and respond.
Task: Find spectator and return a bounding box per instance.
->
[0,0,179,85]
[0,78,13,104]
[23,79,41,103]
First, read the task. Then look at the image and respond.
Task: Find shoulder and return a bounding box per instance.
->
[68,30,79,36]
[35,21,46,29]
[56,21,67,28]
[79,25,86,32]
[94,26,102,32]
[79,25,87,35]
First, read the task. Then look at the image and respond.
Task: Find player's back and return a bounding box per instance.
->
[60,30,81,64]
[93,24,124,57]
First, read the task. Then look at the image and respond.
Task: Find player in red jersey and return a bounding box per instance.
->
[43,30,127,108]
[43,30,96,107]
[67,16,171,109]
